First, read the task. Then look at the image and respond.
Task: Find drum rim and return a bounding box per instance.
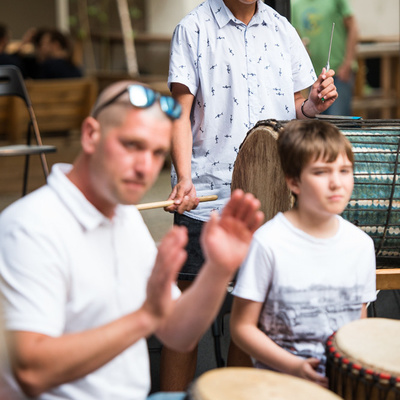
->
[188,367,343,400]
[326,332,400,385]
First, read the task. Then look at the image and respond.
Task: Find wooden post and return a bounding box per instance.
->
[116,0,139,77]
[77,0,97,73]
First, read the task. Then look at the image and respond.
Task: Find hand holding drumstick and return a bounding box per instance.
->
[137,195,218,211]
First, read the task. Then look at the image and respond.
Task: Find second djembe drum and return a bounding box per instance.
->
[326,318,400,400]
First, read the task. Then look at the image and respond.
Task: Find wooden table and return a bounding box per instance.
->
[376,268,400,290]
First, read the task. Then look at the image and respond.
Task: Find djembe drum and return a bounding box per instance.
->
[231,119,292,222]
[187,367,342,400]
[338,120,400,267]
[326,318,400,400]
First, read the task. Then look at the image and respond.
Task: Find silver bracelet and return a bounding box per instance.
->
[301,99,315,119]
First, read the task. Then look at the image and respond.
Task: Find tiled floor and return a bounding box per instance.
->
[138,168,174,243]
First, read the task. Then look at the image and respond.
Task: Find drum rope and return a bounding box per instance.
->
[239,119,284,151]
[317,119,400,130]
[375,138,400,256]
[277,118,400,130]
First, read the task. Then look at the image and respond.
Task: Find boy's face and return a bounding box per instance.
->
[288,153,354,217]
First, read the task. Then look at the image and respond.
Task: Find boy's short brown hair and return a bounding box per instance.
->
[277,119,354,180]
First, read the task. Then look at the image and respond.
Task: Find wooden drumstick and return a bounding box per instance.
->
[136,195,218,211]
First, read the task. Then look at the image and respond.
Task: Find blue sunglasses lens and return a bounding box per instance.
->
[159,96,182,119]
[127,85,181,120]
[128,85,156,108]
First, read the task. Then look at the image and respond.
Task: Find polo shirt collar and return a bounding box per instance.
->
[47,163,124,231]
[210,0,264,28]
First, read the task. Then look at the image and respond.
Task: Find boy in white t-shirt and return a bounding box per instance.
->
[230,119,376,387]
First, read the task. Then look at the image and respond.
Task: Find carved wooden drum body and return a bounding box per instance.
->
[326,318,400,400]
[340,123,400,267]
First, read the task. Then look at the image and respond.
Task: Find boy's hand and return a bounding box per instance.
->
[294,358,329,388]
[200,189,264,276]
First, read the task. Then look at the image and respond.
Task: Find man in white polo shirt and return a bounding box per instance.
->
[0,81,263,400]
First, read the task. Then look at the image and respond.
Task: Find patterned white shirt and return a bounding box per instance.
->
[168,0,316,221]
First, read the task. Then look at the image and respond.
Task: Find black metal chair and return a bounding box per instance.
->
[0,65,56,196]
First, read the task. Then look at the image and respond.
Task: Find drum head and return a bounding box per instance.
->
[190,367,342,400]
[333,318,400,377]
[231,120,292,222]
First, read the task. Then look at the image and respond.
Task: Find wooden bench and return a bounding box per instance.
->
[0,97,12,140]
[0,76,98,143]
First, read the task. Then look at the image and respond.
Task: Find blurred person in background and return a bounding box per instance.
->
[291,0,358,116]
[0,23,22,70]
[16,27,82,79]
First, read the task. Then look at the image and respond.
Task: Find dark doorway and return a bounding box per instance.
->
[264,0,291,21]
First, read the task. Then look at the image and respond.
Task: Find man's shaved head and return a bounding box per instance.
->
[91,81,167,134]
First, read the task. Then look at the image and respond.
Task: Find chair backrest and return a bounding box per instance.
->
[25,77,98,134]
[0,71,98,143]
[0,96,10,137]
[0,65,46,150]
[0,65,54,192]
[0,65,31,107]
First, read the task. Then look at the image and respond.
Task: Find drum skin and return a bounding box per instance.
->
[231,120,292,222]
[326,318,400,400]
[188,367,342,400]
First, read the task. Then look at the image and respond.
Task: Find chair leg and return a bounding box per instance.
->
[39,152,50,178]
[29,105,50,178]
[212,318,225,368]
[211,291,234,368]
[22,154,30,197]
[21,122,50,196]
[22,124,32,197]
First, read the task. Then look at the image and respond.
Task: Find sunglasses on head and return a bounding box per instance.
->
[92,84,182,120]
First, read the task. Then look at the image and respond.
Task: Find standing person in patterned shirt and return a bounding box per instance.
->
[161,0,338,391]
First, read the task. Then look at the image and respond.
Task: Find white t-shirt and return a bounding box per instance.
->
[168,0,316,221]
[233,212,376,373]
[0,164,180,400]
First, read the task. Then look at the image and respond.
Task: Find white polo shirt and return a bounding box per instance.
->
[0,164,180,400]
[168,0,316,220]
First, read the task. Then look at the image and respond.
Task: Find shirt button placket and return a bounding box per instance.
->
[245,26,258,128]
